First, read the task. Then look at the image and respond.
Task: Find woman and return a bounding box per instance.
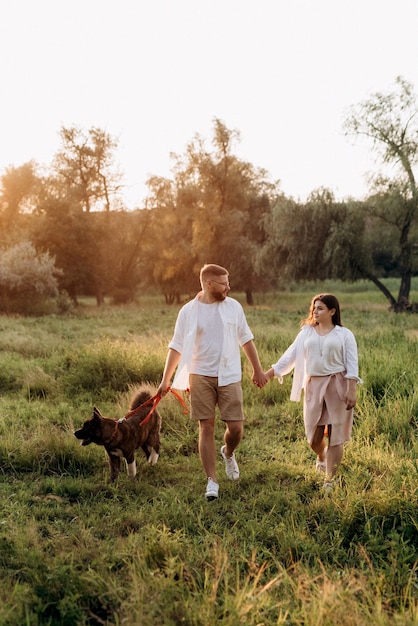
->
[264,294,362,490]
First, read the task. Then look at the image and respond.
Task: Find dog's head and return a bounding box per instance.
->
[74,407,104,446]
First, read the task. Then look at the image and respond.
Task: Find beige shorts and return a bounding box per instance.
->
[189,374,245,421]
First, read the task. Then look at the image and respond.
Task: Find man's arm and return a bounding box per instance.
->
[157,348,181,396]
[242,340,268,388]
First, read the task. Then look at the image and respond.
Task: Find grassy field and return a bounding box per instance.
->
[0,283,417,625]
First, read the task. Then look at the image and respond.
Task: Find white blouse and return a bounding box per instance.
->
[271,325,362,401]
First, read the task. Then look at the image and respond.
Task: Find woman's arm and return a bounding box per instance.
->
[345,378,357,409]
[343,328,362,383]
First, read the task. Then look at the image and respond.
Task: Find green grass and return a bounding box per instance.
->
[0,286,417,625]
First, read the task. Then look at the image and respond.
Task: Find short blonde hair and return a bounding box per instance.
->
[200,264,228,283]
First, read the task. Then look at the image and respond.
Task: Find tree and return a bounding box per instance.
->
[0,161,41,240]
[145,118,279,304]
[53,126,123,212]
[106,209,158,303]
[190,120,278,303]
[33,196,115,306]
[257,188,368,290]
[28,126,126,306]
[144,175,197,303]
[344,76,418,311]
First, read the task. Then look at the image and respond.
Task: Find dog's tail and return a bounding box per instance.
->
[129,388,154,411]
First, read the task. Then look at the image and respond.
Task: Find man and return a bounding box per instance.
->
[157,263,267,501]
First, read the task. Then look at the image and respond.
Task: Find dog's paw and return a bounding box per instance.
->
[148,450,159,465]
[126,460,137,478]
[117,417,126,424]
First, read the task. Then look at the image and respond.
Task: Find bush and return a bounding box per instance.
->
[0,241,62,315]
[60,339,163,397]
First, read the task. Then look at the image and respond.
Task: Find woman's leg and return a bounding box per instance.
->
[310,425,327,460]
[326,444,343,478]
[326,424,344,479]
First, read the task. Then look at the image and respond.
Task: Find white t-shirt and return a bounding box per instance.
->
[191,301,223,376]
[303,328,346,376]
[168,294,254,389]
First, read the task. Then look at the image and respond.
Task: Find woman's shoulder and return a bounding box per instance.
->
[294,324,314,341]
[334,325,356,338]
[300,324,315,333]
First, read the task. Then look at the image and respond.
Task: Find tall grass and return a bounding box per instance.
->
[0,287,417,625]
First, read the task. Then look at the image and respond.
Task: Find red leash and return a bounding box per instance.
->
[123,387,189,427]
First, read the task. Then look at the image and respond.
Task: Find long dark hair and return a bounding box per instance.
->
[302,293,342,327]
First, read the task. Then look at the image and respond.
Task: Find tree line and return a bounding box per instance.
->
[0,77,417,313]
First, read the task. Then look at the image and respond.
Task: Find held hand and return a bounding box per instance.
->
[254,368,274,387]
[157,381,171,397]
[252,370,269,388]
[264,368,275,382]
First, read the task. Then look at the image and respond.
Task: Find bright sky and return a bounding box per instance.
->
[1,0,418,208]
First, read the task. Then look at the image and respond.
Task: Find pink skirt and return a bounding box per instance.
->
[303,372,353,446]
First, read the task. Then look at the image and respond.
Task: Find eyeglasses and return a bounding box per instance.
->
[208,279,230,288]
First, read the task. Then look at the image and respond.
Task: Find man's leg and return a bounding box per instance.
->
[223,420,243,457]
[218,382,245,481]
[199,417,217,481]
[221,420,243,480]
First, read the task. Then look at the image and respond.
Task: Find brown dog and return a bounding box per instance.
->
[74,387,161,482]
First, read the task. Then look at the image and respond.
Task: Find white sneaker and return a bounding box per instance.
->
[205,477,219,501]
[316,459,326,472]
[221,445,240,480]
[316,446,328,473]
